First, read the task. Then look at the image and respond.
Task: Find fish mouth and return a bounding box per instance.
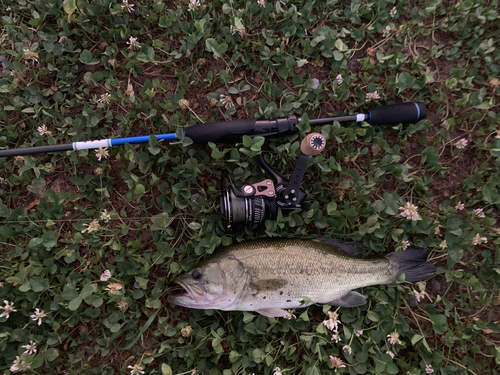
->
[169,279,205,306]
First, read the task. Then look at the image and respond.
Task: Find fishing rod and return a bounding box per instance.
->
[0,102,426,158]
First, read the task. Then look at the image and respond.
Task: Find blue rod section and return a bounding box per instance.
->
[110,133,179,146]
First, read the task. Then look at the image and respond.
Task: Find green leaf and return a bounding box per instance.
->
[367,310,379,322]
[68,296,83,311]
[411,334,423,345]
[31,353,44,369]
[134,184,146,195]
[63,0,77,21]
[386,362,399,374]
[205,38,228,59]
[162,364,173,375]
[430,314,449,334]
[27,177,46,194]
[305,366,321,375]
[46,348,59,362]
[61,285,79,300]
[420,146,439,165]
[79,49,99,65]
[80,283,97,299]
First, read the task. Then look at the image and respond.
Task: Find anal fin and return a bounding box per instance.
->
[328,291,367,307]
[256,308,289,318]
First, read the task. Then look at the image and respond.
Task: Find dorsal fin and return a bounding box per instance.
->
[313,238,364,257]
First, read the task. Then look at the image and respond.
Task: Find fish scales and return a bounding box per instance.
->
[226,239,397,310]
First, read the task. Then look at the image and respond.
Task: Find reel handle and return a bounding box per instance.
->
[280,133,326,206]
[300,133,326,155]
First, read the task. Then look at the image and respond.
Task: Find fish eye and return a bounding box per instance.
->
[192,270,202,280]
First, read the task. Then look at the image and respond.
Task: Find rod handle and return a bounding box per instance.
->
[184,116,299,144]
[367,102,427,125]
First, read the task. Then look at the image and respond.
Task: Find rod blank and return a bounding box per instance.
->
[0,102,427,158]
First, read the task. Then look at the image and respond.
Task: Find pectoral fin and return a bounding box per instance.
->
[250,279,288,293]
[256,308,289,318]
[328,291,367,307]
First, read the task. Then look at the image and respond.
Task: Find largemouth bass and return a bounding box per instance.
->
[169,238,435,317]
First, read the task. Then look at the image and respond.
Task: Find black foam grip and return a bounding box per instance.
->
[0,143,73,157]
[184,119,257,144]
[367,102,427,125]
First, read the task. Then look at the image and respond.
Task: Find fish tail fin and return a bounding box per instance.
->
[386,248,435,282]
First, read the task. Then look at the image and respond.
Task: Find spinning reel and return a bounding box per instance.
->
[220,133,326,232]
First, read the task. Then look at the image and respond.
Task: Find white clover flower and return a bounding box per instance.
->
[413,289,427,302]
[323,311,341,332]
[118,300,129,311]
[331,332,341,343]
[386,350,395,358]
[390,6,397,17]
[100,209,111,223]
[455,138,468,149]
[188,0,201,11]
[426,364,434,374]
[127,36,140,50]
[181,325,193,337]
[336,74,343,85]
[365,90,381,102]
[37,125,49,136]
[178,98,190,109]
[82,219,101,234]
[472,233,487,246]
[98,93,112,104]
[128,364,145,375]
[401,240,410,250]
[354,329,363,337]
[383,25,391,38]
[100,270,112,282]
[30,308,47,326]
[399,202,421,221]
[219,94,234,109]
[106,283,123,292]
[387,331,401,345]
[342,345,353,355]
[258,0,266,8]
[0,300,17,319]
[121,0,135,13]
[455,202,465,210]
[311,78,320,89]
[439,240,448,250]
[273,367,282,375]
[10,356,31,372]
[473,208,485,218]
[22,48,39,62]
[329,356,346,372]
[95,147,109,161]
[21,341,37,355]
